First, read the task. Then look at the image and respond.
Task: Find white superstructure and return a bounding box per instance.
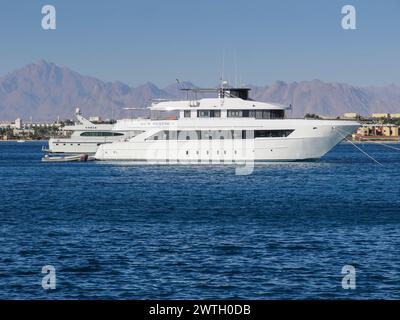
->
[94,86,360,162]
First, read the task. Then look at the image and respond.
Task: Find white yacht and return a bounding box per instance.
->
[46,108,142,154]
[94,86,360,162]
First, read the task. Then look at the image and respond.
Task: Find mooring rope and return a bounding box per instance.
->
[334,127,383,166]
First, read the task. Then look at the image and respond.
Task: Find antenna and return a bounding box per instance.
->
[220,52,225,88]
[289,103,293,119]
[234,51,238,88]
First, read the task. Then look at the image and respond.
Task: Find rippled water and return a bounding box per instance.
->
[0,141,400,299]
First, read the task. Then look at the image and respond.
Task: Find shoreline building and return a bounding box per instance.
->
[0,118,61,140]
[353,124,400,141]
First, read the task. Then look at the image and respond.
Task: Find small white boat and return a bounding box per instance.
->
[42,154,89,162]
[17,140,26,143]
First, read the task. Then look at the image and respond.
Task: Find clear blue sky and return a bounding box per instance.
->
[0,0,399,87]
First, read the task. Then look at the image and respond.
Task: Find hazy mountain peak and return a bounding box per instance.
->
[37,59,52,67]
[273,80,287,86]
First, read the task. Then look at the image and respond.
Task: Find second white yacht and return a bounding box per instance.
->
[46,108,143,154]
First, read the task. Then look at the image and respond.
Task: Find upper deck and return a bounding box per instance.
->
[150,97,288,112]
[149,86,290,120]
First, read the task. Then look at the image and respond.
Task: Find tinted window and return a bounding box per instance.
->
[227,109,284,119]
[254,130,294,138]
[197,110,221,118]
[80,132,124,137]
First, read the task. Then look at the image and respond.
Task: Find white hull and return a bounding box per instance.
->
[48,138,114,154]
[95,121,359,162]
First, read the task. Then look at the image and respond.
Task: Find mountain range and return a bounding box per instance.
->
[0,60,399,121]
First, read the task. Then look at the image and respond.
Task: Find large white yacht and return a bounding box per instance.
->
[94,85,360,162]
[46,108,142,154]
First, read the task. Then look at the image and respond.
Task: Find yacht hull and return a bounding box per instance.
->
[94,121,359,162]
[47,138,113,154]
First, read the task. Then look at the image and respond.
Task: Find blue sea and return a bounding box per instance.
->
[0,141,400,300]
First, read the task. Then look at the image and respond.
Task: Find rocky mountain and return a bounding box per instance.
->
[0,61,399,121]
[252,80,376,117]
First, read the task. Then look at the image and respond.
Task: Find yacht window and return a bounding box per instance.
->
[227,110,242,117]
[227,109,283,119]
[242,110,250,117]
[263,111,271,119]
[184,110,191,118]
[146,130,293,140]
[254,130,294,138]
[227,110,256,118]
[271,110,285,119]
[197,110,221,118]
[80,132,124,137]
